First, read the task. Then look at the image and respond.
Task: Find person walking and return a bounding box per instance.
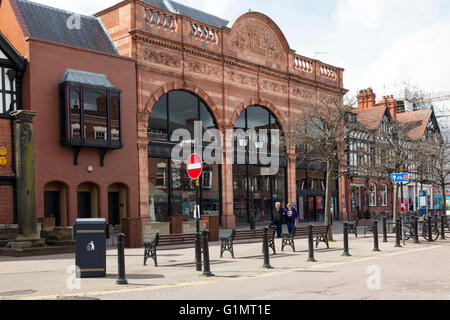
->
[273,202,284,238]
[285,203,298,234]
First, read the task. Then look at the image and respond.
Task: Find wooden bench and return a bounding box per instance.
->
[220,227,276,258]
[281,225,330,252]
[144,232,196,266]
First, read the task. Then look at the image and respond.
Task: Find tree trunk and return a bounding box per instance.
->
[324,160,334,241]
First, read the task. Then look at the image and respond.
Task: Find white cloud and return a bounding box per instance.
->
[335,0,388,31]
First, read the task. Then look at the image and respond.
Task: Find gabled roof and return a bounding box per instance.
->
[14,0,118,55]
[142,0,229,28]
[0,32,26,71]
[396,109,433,140]
[352,106,389,131]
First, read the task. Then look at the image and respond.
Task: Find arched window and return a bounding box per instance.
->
[148,90,216,141]
[233,105,287,224]
[147,90,221,222]
[381,184,388,207]
[369,183,377,207]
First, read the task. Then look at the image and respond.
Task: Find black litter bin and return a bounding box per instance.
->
[74,218,107,278]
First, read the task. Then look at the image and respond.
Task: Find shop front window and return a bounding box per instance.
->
[147,90,221,222]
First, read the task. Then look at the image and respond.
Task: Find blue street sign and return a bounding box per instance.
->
[392,173,409,183]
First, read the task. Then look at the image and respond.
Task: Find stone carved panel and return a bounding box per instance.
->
[317,92,342,105]
[259,78,288,94]
[141,48,181,68]
[225,70,258,87]
[231,24,282,60]
[185,61,221,78]
[292,87,315,100]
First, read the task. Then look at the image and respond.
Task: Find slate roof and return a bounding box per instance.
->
[15,0,118,55]
[59,68,115,88]
[142,0,229,28]
[396,109,433,141]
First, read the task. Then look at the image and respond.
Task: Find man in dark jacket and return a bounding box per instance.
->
[285,203,298,234]
[273,202,284,238]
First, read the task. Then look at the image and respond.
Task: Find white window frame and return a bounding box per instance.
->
[369,183,377,207]
[381,184,388,207]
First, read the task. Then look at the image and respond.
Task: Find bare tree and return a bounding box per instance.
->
[369,119,421,221]
[286,96,362,240]
[417,137,450,215]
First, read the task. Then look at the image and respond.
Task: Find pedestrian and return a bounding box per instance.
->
[273,202,284,238]
[285,203,298,234]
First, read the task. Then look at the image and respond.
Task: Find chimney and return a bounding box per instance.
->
[380,95,397,118]
[357,88,376,109]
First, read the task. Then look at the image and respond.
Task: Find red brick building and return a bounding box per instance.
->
[1,0,347,247]
[340,88,443,220]
[95,0,347,231]
[0,0,139,231]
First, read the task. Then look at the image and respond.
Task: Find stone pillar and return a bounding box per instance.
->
[287,153,297,205]
[221,125,235,229]
[10,110,44,248]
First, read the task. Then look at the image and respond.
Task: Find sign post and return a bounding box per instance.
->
[187,153,203,272]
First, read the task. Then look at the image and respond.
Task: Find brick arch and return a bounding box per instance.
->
[229,97,287,131]
[142,81,222,130]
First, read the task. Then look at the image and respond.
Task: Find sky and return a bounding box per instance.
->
[25,0,450,101]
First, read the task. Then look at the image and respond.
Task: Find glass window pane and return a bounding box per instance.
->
[70,85,81,140]
[233,164,249,224]
[5,92,11,112]
[148,158,169,222]
[4,68,11,91]
[201,164,220,215]
[110,91,120,141]
[148,94,168,140]
[171,160,196,217]
[83,87,107,142]
[200,101,215,131]
[247,106,269,130]
[169,91,198,138]
[0,94,3,113]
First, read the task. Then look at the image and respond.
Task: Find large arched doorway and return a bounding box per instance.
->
[43,181,68,227]
[233,105,287,225]
[147,90,222,223]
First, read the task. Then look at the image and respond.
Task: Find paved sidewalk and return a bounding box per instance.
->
[0,229,449,300]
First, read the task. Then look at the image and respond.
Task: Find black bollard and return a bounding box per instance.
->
[306,225,316,262]
[427,216,433,242]
[399,215,403,241]
[382,217,388,243]
[262,227,273,269]
[342,223,351,256]
[394,218,402,247]
[441,215,446,240]
[201,229,214,277]
[373,220,380,252]
[116,233,128,285]
[413,216,420,244]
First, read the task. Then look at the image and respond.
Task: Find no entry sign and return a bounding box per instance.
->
[187,153,203,180]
